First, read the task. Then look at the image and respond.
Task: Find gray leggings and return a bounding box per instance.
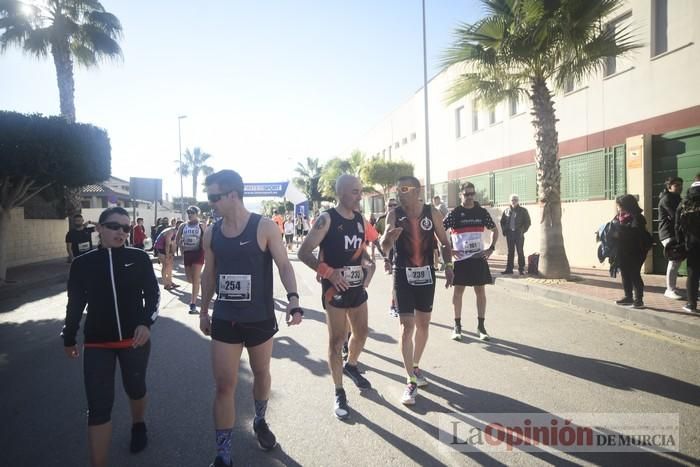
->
[83,341,151,426]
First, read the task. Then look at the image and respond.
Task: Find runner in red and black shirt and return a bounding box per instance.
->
[380,176,453,406]
[443,182,499,342]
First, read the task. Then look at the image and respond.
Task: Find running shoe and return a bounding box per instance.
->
[210,457,232,467]
[682,303,697,313]
[130,422,147,453]
[343,362,371,390]
[664,289,684,300]
[632,300,645,309]
[389,305,399,318]
[334,389,350,420]
[478,327,491,341]
[253,418,277,451]
[413,367,428,387]
[189,303,198,315]
[451,324,462,341]
[401,383,418,405]
[615,297,633,306]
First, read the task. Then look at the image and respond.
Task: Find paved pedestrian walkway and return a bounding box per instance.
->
[485,256,700,340]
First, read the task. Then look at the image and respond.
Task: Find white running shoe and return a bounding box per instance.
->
[401,383,418,405]
[664,289,684,300]
[413,368,428,387]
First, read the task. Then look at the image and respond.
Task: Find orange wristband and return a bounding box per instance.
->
[316,262,334,279]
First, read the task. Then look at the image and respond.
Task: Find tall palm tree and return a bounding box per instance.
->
[175,147,215,199]
[293,157,324,211]
[442,0,640,278]
[0,0,123,123]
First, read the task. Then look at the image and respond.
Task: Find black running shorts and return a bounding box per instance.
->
[211,318,278,347]
[393,267,436,314]
[453,257,493,286]
[321,280,368,310]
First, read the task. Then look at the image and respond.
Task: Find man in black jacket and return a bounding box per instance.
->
[658,176,684,299]
[499,194,531,275]
[676,176,700,313]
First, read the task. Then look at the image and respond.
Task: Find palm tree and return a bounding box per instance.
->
[175,147,215,199]
[0,0,123,123]
[442,0,640,278]
[293,157,325,211]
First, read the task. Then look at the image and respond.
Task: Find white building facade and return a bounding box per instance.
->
[355,0,700,272]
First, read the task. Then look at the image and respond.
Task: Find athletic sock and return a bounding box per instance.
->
[254,399,268,425]
[478,318,485,330]
[215,428,233,465]
[455,318,461,327]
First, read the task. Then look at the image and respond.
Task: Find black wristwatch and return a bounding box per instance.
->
[287,292,299,301]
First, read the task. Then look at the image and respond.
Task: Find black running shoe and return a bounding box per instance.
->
[130,422,147,453]
[615,297,634,306]
[632,299,645,309]
[334,389,350,420]
[189,303,198,315]
[343,362,371,390]
[210,456,232,467]
[253,418,277,451]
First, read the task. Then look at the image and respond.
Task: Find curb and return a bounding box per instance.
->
[493,277,700,340]
[0,271,70,302]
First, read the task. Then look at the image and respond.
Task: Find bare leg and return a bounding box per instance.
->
[474,286,486,319]
[190,264,203,305]
[412,311,431,366]
[346,303,368,366]
[129,396,146,423]
[452,285,466,319]
[247,338,274,401]
[326,306,348,387]
[399,314,416,378]
[211,340,244,429]
[88,422,112,467]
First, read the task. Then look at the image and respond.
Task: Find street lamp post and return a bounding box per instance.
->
[422,0,431,202]
[177,115,187,217]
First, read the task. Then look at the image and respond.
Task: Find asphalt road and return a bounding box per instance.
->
[1,254,699,467]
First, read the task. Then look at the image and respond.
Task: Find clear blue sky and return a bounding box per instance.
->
[0,0,481,201]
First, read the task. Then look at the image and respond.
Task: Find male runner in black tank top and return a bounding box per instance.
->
[200,170,303,467]
[380,175,454,406]
[298,174,377,420]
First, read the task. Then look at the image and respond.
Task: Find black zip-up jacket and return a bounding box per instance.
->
[500,205,531,234]
[658,190,681,242]
[61,246,160,346]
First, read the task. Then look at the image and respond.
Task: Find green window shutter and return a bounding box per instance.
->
[493,165,536,205]
[560,149,606,202]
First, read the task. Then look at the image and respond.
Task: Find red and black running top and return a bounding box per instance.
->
[393,204,436,269]
[443,203,495,261]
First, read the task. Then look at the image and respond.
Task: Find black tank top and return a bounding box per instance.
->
[319,208,367,267]
[212,214,274,322]
[393,204,435,269]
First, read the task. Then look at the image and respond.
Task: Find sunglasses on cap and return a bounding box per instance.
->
[207,190,233,203]
[101,222,131,233]
[398,185,419,193]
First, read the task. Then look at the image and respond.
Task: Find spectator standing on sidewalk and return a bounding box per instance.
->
[132,217,147,250]
[613,195,652,309]
[499,194,531,275]
[676,175,700,313]
[66,214,96,262]
[658,176,684,299]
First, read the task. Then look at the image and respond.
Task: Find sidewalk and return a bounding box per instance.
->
[483,256,700,340]
[0,258,71,302]
[2,253,699,339]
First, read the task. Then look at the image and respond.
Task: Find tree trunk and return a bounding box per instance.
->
[530,77,571,279]
[192,168,199,199]
[0,208,11,283]
[51,39,76,123]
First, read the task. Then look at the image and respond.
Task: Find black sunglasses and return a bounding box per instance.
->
[208,190,233,203]
[101,222,131,233]
[388,204,398,208]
